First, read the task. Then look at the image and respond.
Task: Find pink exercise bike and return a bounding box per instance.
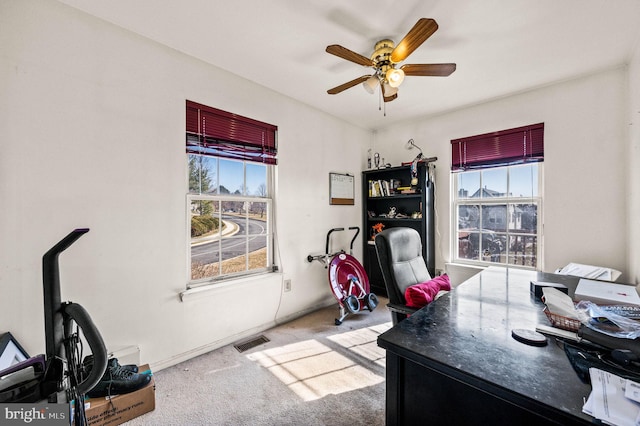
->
[307,227,379,325]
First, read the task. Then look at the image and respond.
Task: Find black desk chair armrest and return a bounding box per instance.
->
[387,303,418,325]
[387,303,418,316]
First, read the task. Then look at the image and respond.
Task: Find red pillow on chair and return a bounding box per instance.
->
[404,274,451,308]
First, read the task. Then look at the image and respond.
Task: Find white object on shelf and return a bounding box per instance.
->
[555,262,622,282]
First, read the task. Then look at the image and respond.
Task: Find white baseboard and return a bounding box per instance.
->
[148,297,336,372]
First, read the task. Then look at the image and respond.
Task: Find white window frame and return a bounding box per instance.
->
[187,158,275,287]
[451,163,544,270]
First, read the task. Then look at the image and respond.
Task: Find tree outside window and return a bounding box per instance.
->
[188,154,272,283]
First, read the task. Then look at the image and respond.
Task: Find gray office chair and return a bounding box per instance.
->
[374,227,433,325]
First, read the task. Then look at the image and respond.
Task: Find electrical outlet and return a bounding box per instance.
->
[284,279,292,292]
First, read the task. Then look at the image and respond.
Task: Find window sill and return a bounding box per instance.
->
[179,271,282,302]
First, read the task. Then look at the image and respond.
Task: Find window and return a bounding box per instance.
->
[451,124,543,269]
[186,101,277,284]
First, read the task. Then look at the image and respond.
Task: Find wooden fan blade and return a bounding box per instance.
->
[327,75,371,95]
[401,63,456,76]
[390,18,438,63]
[326,45,374,67]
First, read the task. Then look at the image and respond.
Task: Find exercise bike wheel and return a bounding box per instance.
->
[366,293,379,311]
[344,295,360,314]
[328,253,370,304]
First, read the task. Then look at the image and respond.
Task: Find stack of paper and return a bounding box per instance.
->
[583,368,640,426]
[557,262,622,282]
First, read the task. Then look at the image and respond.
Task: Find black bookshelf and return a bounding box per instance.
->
[362,162,436,295]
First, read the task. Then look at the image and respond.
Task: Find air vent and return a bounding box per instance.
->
[234,335,270,353]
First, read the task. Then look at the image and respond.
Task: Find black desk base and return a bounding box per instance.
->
[385,352,587,425]
[378,267,593,426]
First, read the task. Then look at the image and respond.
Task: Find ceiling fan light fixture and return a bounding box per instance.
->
[386,68,405,88]
[363,76,379,94]
[382,82,398,97]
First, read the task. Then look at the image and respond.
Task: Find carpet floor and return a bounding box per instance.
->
[127,298,393,425]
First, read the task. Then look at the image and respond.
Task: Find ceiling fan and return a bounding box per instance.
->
[326,18,456,103]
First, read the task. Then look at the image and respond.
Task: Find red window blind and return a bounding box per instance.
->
[186,100,278,165]
[451,123,544,171]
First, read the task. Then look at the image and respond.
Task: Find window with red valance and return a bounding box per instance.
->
[451,123,543,171]
[186,100,278,165]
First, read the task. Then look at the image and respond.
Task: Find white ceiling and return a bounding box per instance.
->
[58,0,640,130]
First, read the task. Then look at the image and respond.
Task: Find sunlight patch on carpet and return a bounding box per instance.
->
[327,323,392,368]
[246,339,383,401]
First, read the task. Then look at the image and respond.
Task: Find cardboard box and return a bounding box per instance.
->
[84,364,155,426]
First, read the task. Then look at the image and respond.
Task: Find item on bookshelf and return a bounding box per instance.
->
[374,152,380,169]
[387,207,397,218]
[401,156,438,167]
[411,212,422,219]
[383,180,391,195]
[369,179,397,197]
[367,210,377,218]
[405,139,424,186]
[410,156,422,186]
[371,222,385,240]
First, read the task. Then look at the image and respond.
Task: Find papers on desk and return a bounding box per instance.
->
[583,368,640,426]
[542,287,583,320]
[557,262,622,282]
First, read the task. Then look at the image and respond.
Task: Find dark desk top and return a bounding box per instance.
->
[377,266,593,423]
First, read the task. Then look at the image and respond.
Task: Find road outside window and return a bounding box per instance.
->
[188,154,272,283]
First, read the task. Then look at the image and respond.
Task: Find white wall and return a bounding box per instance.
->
[0,0,370,369]
[628,41,640,285]
[3,0,638,373]
[374,68,631,281]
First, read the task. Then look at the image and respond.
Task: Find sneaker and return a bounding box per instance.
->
[83,355,138,373]
[84,358,151,398]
